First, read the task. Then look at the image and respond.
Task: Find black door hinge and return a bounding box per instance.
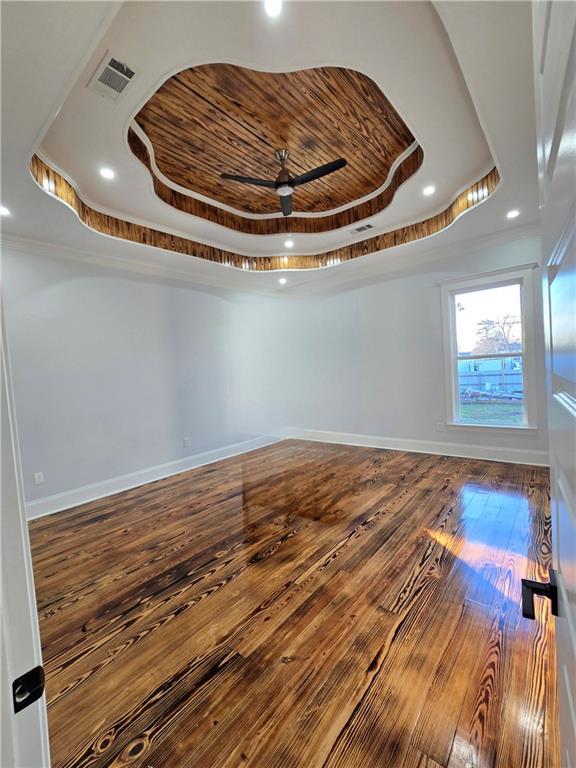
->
[12,666,45,713]
[521,569,559,620]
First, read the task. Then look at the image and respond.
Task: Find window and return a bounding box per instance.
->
[441,267,537,428]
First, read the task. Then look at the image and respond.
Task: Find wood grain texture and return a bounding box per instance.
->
[29,440,559,768]
[128,129,423,235]
[29,155,500,272]
[133,64,415,214]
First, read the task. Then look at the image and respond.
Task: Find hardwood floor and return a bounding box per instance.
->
[29,440,559,768]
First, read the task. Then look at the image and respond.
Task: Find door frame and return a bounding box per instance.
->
[1,299,51,767]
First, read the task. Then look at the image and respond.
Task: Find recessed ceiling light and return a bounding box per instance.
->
[506,209,520,219]
[422,185,436,196]
[0,205,10,216]
[99,167,115,180]
[284,239,294,248]
[278,277,287,285]
[264,0,282,17]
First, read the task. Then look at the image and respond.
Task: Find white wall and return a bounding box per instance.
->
[3,249,249,507]
[231,236,549,464]
[3,235,549,518]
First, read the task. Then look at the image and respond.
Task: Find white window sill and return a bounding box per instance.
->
[446,421,538,432]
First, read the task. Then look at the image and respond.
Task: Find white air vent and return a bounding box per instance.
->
[351,223,374,234]
[88,52,135,101]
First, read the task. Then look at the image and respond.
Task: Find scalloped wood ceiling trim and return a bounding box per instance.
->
[128,129,423,235]
[30,155,500,272]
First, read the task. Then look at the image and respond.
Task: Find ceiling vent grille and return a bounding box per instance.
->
[351,223,374,234]
[88,53,135,101]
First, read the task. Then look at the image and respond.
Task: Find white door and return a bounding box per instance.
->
[1,300,50,765]
[532,3,576,766]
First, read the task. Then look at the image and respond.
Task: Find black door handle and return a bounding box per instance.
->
[521,569,558,620]
[12,666,45,713]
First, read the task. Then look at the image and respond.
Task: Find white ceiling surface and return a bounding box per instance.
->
[1,1,539,296]
[39,1,492,257]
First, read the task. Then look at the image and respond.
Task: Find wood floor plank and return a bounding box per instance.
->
[28,440,559,768]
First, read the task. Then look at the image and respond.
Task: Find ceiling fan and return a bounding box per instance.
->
[220,149,347,216]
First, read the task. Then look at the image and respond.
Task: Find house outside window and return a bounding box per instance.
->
[441,266,538,428]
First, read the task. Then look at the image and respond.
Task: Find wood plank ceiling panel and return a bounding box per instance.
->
[133,64,415,215]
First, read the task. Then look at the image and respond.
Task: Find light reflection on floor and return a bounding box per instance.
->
[426,481,549,613]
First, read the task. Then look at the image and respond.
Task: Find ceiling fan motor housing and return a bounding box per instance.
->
[274,148,290,164]
[275,151,293,194]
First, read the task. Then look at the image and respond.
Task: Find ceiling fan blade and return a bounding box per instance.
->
[220,173,275,188]
[291,158,347,187]
[280,194,292,217]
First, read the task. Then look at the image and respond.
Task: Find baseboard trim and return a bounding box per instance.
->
[26,428,549,520]
[279,428,549,466]
[26,435,281,520]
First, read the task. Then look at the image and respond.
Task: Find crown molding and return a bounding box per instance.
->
[1,220,541,299]
[0,234,272,297]
[290,223,542,295]
[437,260,539,286]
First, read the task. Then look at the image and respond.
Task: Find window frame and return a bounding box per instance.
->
[440,265,538,430]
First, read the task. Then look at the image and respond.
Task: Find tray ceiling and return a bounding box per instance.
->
[26,1,510,279]
[2,1,538,295]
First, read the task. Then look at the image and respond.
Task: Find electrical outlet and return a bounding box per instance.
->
[33,471,45,485]
[183,437,192,449]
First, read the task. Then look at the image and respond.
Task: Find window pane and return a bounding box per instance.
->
[457,355,524,425]
[454,284,522,355]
